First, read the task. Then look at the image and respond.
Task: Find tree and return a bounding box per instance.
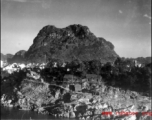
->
[89,60,101,75]
[114,57,122,66]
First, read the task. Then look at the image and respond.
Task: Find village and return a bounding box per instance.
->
[1,58,151,120]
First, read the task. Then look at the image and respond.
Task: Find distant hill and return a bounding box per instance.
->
[6,54,14,59]
[4,24,150,64]
[1,53,14,61]
[25,24,118,63]
[1,53,6,61]
[8,50,26,63]
[135,57,151,65]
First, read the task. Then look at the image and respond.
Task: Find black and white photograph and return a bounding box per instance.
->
[1,0,151,120]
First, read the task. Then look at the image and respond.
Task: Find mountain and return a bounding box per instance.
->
[135,57,151,65]
[6,54,14,59]
[8,50,26,63]
[25,24,118,63]
[1,53,14,61]
[1,53,6,61]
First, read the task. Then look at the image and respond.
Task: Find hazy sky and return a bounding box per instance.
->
[1,0,151,58]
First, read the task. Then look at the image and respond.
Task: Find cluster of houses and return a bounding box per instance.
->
[1,61,46,74]
[1,59,104,95]
[62,73,103,93]
[114,59,144,68]
[1,60,7,68]
[1,58,151,120]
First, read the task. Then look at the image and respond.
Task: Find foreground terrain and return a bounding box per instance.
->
[1,61,151,120]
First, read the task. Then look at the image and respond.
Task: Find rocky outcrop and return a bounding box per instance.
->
[25,24,118,63]
[1,63,151,120]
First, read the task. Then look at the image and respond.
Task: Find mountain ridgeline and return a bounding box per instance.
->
[8,50,26,63]
[25,24,118,63]
[2,24,151,64]
[1,53,14,61]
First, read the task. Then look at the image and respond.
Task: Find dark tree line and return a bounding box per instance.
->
[44,57,151,94]
[1,57,150,95]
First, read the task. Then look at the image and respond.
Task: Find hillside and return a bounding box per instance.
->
[1,53,6,61]
[8,50,26,63]
[1,53,14,62]
[135,57,151,65]
[25,24,118,63]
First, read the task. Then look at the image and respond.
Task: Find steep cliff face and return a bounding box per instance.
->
[9,50,26,63]
[25,24,118,63]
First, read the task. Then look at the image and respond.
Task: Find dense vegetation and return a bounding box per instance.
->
[1,57,151,97]
[25,24,118,63]
[42,57,151,95]
[1,57,151,119]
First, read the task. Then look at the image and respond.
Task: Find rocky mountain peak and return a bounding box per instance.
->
[25,24,118,63]
[36,24,92,40]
